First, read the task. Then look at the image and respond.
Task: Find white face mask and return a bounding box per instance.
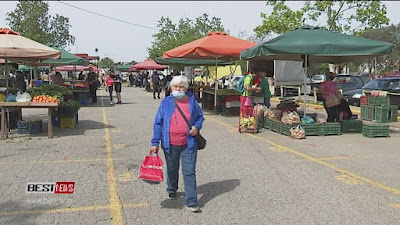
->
[171,90,186,99]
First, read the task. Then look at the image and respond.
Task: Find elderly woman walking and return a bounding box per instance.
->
[150,75,204,212]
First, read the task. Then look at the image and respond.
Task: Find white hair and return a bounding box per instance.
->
[169,75,189,90]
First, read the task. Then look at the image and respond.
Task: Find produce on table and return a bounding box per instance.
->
[264,109,282,120]
[281,111,301,125]
[32,95,60,103]
[26,84,71,101]
[240,117,255,129]
[57,100,81,117]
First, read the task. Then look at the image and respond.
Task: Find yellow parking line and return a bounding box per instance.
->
[293,154,400,162]
[206,115,400,196]
[0,158,124,166]
[102,105,123,224]
[0,202,150,217]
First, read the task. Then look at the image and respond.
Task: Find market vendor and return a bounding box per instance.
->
[51,72,64,86]
[241,68,261,116]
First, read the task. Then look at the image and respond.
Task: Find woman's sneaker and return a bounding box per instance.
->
[186,205,200,212]
[168,193,176,199]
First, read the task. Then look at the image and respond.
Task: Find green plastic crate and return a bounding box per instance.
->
[319,122,341,136]
[390,105,398,122]
[341,120,363,133]
[301,123,320,136]
[270,119,280,132]
[280,123,295,136]
[368,96,389,106]
[362,124,390,138]
[264,118,272,130]
[373,106,390,123]
[257,115,264,129]
[361,105,375,121]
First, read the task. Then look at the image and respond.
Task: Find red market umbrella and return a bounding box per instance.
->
[163,32,256,110]
[129,59,167,71]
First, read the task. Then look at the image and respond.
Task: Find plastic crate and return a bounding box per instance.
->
[301,123,320,136]
[368,96,389,106]
[280,123,295,136]
[362,124,390,138]
[17,121,30,134]
[271,119,280,132]
[60,116,76,128]
[359,96,368,105]
[79,98,88,107]
[390,105,398,122]
[29,120,42,134]
[257,115,264,129]
[319,122,341,136]
[264,118,272,130]
[361,105,374,121]
[341,119,363,133]
[373,106,390,123]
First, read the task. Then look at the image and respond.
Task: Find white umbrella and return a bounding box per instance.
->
[0,28,61,91]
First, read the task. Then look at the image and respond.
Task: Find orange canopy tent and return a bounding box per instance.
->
[129,59,167,71]
[163,32,256,61]
[163,32,256,111]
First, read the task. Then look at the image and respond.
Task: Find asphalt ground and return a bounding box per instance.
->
[0,85,400,225]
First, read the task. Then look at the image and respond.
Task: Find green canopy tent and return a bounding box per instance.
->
[116,64,136,72]
[36,47,88,66]
[240,26,394,115]
[17,65,32,72]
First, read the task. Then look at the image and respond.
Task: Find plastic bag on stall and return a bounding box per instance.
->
[316,114,327,124]
[15,91,32,102]
[301,115,315,124]
[243,96,252,107]
[6,93,16,102]
[290,125,306,139]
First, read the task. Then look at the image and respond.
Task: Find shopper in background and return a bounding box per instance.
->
[111,70,122,104]
[151,71,161,99]
[86,67,99,104]
[105,73,114,104]
[150,75,204,213]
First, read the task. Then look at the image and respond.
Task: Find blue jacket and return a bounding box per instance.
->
[151,92,204,154]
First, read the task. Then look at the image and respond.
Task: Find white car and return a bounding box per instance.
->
[311,74,327,83]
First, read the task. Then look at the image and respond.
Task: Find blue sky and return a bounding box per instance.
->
[0,1,399,63]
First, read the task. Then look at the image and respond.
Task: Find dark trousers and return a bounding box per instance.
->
[108,86,113,102]
[323,100,340,122]
[153,84,160,98]
[89,84,97,103]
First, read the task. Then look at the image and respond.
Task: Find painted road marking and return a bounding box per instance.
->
[0,158,124,166]
[391,203,400,208]
[102,105,123,225]
[113,144,126,150]
[206,115,400,196]
[119,173,133,182]
[111,129,122,133]
[269,146,285,152]
[335,174,364,185]
[293,154,400,162]
[0,202,150,217]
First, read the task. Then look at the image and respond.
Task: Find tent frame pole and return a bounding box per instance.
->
[214,57,218,114]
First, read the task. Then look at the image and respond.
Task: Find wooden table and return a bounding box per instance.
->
[0,102,60,140]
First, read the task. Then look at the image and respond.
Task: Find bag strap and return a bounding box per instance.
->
[173,98,191,127]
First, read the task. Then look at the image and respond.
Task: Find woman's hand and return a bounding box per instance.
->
[189,126,198,136]
[150,146,158,154]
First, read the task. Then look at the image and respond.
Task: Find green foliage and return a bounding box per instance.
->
[58,100,80,117]
[6,1,75,49]
[26,84,72,100]
[147,13,225,72]
[255,1,389,37]
[99,57,115,71]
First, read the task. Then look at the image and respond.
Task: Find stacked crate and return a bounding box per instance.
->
[360,95,396,138]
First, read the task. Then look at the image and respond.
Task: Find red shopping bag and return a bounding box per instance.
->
[138,152,164,183]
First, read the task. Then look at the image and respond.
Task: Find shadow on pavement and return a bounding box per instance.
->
[160,179,240,209]
[0,200,43,225]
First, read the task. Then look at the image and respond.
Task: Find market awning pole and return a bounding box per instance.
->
[214,56,218,114]
[303,55,308,117]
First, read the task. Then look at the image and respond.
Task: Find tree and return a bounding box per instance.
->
[99,57,115,71]
[6,1,75,49]
[147,13,225,73]
[254,1,389,37]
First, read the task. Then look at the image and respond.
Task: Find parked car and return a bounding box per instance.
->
[311,74,327,84]
[343,77,400,107]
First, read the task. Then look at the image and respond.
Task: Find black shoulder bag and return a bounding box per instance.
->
[173,100,206,150]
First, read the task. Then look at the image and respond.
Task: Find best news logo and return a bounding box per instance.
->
[26,182,75,194]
